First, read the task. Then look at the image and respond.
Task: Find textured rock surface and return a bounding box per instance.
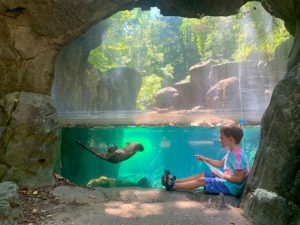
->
[99,67,143,110]
[0,92,58,187]
[0,182,22,224]
[189,59,218,107]
[241,64,300,224]
[154,87,179,109]
[206,77,240,111]
[154,59,286,113]
[242,188,292,225]
[53,20,142,112]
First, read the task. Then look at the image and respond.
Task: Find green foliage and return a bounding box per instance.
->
[232,2,290,61]
[137,74,162,110]
[88,3,291,110]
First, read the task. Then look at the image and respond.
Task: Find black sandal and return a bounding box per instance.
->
[161,170,176,191]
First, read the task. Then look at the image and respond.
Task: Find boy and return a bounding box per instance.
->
[161,123,249,196]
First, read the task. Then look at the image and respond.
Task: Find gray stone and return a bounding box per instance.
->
[0,92,58,187]
[215,193,226,209]
[0,182,22,224]
[206,76,240,111]
[189,59,218,107]
[242,188,292,225]
[242,65,300,224]
[155,87,179,109]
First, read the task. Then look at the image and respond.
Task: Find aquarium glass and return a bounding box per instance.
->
[58,126,260,188]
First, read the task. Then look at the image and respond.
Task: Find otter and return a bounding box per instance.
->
[76,141,144,164]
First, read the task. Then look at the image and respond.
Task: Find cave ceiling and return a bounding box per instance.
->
[1,0,297,44]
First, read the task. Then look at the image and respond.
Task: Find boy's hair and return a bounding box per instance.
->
[221,123,243,144]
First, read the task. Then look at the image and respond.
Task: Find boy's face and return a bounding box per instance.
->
[219,131,233,148]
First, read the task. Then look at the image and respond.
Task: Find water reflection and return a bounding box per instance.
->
[57,110,264,127]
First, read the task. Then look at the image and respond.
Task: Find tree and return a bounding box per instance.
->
[88,3,290,110]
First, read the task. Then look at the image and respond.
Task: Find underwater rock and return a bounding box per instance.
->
[86,176,150,188]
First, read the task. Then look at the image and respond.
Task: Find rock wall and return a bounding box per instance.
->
[0,182,22,223]
[0,0,299,224]
[154,58,287,114]
[241,61,300,225]
[52,19,142,112]
[0,92,58,187]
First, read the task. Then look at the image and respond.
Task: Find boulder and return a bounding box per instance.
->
[189,59,218,107]
[242,188,292,225]
[0,182,22,224]
[174,80,198,109]
[206,77,240,111]
[0,92,58,187]
[98,67,143,110]
[154,87,179,109]
[241,65,300,224]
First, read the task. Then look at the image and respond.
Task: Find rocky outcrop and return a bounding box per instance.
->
[0,182,22,224]
[241,62,300,224]
[97,67,143,110]
[189,59,218,107]
[242,188,293,225]
[52,21,108,112]
[154,59,284,113]
[53,20,142,112]
[206,77,240,111]
[0,92,58,187]
[208,60,277,112]
[154,87,179,109]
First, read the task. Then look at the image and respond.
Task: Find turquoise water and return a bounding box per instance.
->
[58,126,260,188]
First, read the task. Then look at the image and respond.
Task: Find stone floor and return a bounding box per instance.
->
[37,186,252,225]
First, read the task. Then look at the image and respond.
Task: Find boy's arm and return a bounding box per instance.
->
[223,169,246,183]
[194,155,224,168]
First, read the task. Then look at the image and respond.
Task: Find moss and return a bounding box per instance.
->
[288,202,300,225]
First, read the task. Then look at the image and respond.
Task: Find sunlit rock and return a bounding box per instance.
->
[189,59,218,107]
[206,77,239,111]
[154,87,179,109]
[100,67,143,110]
[175,80,198,109]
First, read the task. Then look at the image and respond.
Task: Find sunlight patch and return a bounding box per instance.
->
[105,202,163,218]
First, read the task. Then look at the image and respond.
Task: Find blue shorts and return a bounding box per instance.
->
[204,172,232,195]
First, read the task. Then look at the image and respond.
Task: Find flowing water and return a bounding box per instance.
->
[57,126,260,188]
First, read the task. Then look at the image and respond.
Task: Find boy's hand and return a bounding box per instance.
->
[194,154,204,161]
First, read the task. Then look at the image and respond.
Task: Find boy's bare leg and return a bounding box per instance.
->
[173,177,206,190]
[175,172,205,183]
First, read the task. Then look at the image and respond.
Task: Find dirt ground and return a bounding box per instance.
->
[17,180,253,225]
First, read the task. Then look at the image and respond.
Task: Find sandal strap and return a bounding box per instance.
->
[164,170,171,176]
[161,170,171,186]
[165,176,176,190]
